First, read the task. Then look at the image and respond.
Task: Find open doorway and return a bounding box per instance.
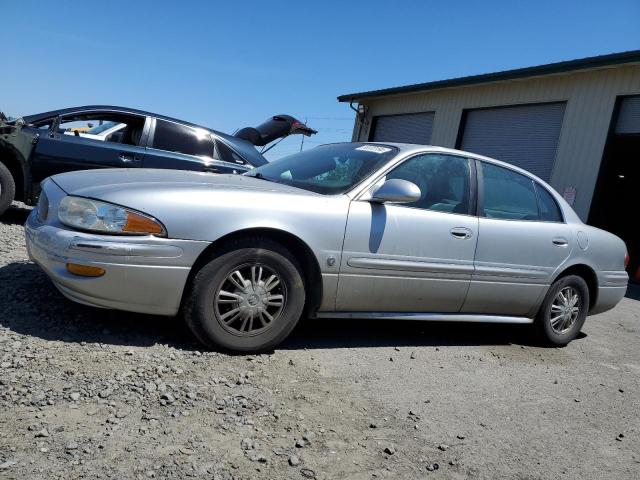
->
[589,95,640,278]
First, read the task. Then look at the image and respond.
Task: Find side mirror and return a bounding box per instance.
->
[370,179,421,204]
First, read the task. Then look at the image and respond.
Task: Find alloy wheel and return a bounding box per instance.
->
[214,263,286,336]
[550,286,581,334]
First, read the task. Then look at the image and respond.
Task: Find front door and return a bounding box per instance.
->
[461,161,572,316]
[30,113,148,184]
[337,153,478,312]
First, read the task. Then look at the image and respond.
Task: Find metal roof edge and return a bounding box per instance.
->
[337,49,640,102]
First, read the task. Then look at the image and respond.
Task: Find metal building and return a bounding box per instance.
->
[338,50,640,270]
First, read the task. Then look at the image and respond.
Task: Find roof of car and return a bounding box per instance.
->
[22,105,216,132]
[338,141,581,223]
[322,141,484,158]
[21,105,268,167]
[343,141,554,186]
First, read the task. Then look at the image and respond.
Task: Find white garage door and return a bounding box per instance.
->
[616,95,640,134]
[460,102,566,182]
[371,112,434,144]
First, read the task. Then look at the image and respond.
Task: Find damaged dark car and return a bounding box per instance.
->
[0,106,315,215]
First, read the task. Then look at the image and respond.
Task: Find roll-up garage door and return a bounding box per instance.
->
[459,102,566,182]
[370,112,434,144]
[615,95,640,134]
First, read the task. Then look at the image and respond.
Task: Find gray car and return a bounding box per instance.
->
[25,143,628,352]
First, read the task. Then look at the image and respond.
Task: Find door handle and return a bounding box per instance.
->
[552,237,568,247]
[119,153,136,163]
[450,227,473,239]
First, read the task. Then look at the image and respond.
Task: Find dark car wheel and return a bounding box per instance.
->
[183,238,306,352]
[535,275,589,346]
[0,162,16,216]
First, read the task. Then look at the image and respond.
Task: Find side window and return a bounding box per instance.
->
[57,113,145,146]
[535,183,563,222]
[385,154,471,214]
[152,119,215,157]
[481,162,539,220]
[216,140,247,165]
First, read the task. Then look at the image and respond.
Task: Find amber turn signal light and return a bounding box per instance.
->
[123,212,165,235]
[66,263,106,277]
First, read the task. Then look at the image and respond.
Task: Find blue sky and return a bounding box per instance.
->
[1,0,639,158]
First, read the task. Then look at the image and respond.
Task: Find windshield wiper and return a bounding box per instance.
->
[246,172,288,187]
[246,172,275,182]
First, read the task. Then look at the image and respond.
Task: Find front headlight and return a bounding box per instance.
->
[37,190,49,222]
[58,196,166,236]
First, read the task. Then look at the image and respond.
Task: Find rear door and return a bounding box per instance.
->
[337,153,478,312]
[144,118,245,174]
[30,112,149,183]
[461,161,572,316]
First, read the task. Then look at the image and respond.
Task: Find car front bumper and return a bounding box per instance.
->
[25,210,210,316]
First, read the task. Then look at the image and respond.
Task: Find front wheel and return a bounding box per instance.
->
[183,239,306,352]
[535,275,589,346]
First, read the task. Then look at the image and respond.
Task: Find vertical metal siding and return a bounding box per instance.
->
[355,64,640,219]
[370,112,434,143]
[460,103,566,182]
[616,95,640,133]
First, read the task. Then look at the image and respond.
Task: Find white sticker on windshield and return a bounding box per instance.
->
[356,145,392,154]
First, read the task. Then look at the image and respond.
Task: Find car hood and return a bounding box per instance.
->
[51,168,312,199]
[49,168,349,242]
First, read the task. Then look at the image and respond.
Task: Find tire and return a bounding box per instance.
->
[0,162,16,216]
[535,275,589,347]
[183,238,306,352]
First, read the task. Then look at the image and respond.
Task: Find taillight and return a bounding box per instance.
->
[624,252,630,268]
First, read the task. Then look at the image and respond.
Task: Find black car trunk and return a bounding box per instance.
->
[234,115,317,147]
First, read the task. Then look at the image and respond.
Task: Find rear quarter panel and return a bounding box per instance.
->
[560,225,627,282]
[553,224,628,315]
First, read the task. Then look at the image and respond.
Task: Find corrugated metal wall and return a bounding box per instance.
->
[351,64,640,220]
[616,95,640,133]
[459,102,566,181]
[370,112,434,143]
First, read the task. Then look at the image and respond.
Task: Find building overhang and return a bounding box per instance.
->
[337,50,640,103]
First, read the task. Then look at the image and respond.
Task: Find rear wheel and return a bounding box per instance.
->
[183,238,306,352]
[535,275,589,346]
[0,162,16,216]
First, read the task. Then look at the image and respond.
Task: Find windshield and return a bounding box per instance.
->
[245,144,398,194]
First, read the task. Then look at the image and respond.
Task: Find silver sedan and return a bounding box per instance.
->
[25,143,628,351]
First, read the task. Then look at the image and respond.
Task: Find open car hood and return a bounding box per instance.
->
[234,115,317,147]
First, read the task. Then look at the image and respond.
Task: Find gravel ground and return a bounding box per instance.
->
[1,202,639,479]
